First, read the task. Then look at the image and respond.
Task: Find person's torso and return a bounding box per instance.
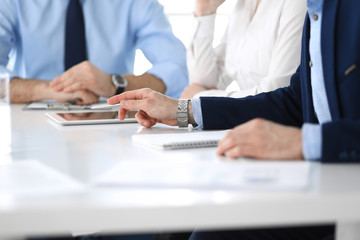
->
[224,0,286,90]
[301,0,360,122]
[11,0,141,80]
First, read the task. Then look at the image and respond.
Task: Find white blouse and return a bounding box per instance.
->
[187,0,307,98]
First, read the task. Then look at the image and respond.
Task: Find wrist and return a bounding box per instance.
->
[108,74,116,97]
[195,8,217,17]
[38,81,55,101]
[188,101,196,125]
[110,74,127,97]
[195,3,219,17]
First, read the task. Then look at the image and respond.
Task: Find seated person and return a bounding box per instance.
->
[0,0,188,104]
[181,0,306,98]
[108,1,360,239]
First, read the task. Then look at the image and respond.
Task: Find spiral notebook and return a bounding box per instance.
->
[132,130,229,150]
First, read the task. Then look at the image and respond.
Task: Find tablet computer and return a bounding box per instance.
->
[46,111,137,126]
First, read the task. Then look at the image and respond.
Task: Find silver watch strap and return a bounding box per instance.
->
[177,99,189,128]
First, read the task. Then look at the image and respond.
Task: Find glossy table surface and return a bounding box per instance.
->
[0,104,360,239]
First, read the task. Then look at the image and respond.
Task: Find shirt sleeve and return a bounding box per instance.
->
[190,98,204,129]
[0,0,17,78]
[133,0,188,99]
[302,123,322,161]
[187,14,228,89]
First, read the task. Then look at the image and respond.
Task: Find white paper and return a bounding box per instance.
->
[24,99,112,111]
[132,130,230,150]
[90,103,120,110]
[94,160,311,191]
[0,161,86,196]
[26,102,49,109]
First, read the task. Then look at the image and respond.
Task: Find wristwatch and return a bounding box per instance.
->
[111,74,128,95]
[177,99,190,128]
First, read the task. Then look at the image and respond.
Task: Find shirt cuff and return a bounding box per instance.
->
[193,14,216,38]
[0,66,16,80]
[146,63,188,99]
[302,123,322,161]
[190,98,204,129]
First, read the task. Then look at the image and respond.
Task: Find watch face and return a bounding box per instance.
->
[113,75,127,88]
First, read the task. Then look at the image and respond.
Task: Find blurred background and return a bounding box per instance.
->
[133,0,237,75]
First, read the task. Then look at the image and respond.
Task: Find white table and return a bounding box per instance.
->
[1,104,360,240]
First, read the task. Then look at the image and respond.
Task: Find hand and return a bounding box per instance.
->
[52,89,99,105]
[180,83,213,99]
[50,61,115,97]
[107,88,179,128]
[217,118,304,160]
[195,0,226,17]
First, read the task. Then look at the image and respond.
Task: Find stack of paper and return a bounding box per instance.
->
[0,161,85,196]
[94,160,310,191]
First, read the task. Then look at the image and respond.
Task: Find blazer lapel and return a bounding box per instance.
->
[301,16,318,123]
[321,0,341,120]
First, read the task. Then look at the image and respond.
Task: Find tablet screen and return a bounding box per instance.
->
[56,111,136,121]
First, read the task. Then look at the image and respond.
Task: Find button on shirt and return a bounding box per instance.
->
[0,0,188,98]
[302,0,332,160]
[192,0,331,161]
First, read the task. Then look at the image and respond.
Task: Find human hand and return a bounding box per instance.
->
[107,88,179,128]
[217,118,304,160]
[50,61,115,98]
[52,89,99,105]
[180,83,212,99]
[195,0,226,17]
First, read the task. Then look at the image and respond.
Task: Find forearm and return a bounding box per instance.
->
[188,15,220,88]
[124,73,166,94]
[10,78,53,103]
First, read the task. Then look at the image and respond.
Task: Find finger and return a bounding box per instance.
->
[51,76,65,91]
[108,88,152,104]
[138,110,157,126]
[57,75,79,91]
[216,129,243,155]
[119,99,146,112]
[118,107,129,120]
[216,136,237,156]
[64,82,85,93]
[50,76,61,88]
[224,146,251,159]
[75,98,84,105]
[136,110,157,128]
[52,70,75,90]
[75,90,98,105]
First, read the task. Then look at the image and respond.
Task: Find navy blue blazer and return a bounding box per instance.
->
[200,0,360,163]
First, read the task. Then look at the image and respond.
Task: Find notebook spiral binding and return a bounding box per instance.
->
[163,140,219,150]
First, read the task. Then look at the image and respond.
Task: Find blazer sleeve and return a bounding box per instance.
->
[321,121,360,163]
[200,67,303,130]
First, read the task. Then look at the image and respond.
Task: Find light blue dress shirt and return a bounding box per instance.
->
[192,0,330,160]
[0,0,188,98]
[302,0,331,160]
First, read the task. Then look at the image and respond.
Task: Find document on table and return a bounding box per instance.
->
[0,161,86,195]
[132,130,230,150]
[23,99,120,111]
[94,160,311,191]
